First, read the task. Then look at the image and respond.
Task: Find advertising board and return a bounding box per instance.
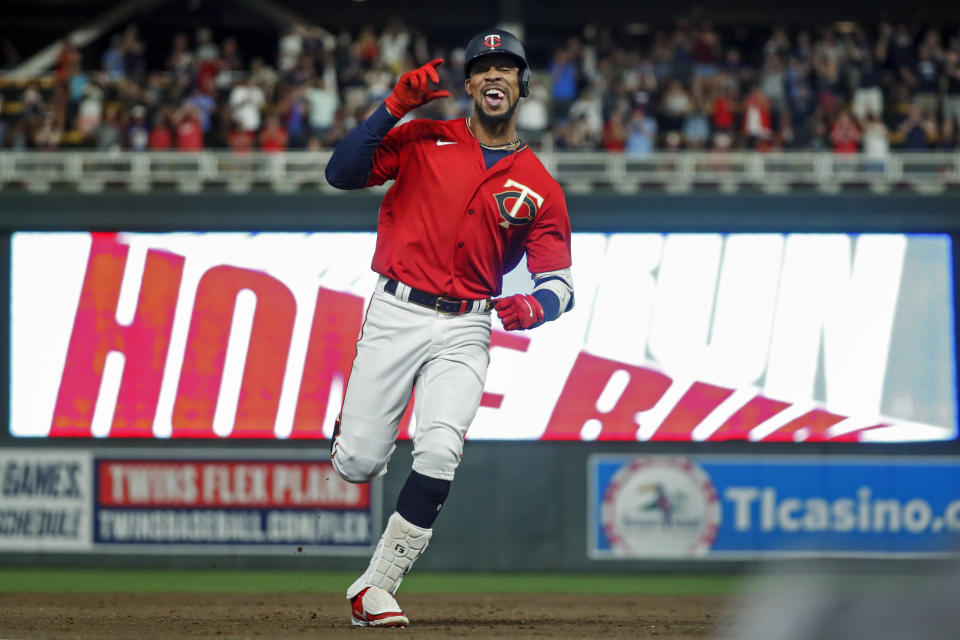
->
[590,455,960,558]
[0,449,375,555]
[0,449,92,551]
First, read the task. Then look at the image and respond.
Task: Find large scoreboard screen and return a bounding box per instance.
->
[10,231,957,443]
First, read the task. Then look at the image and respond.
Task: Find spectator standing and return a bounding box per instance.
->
[940,116,959,149]
[195,27,220,62]
[692,22,721,81]
[720,47,749,88]
[306,76,340,142]
[812,50,842,116]
[229,76,265,134]
[355,27,380,66]
[711,80,737,139]
[671,28,694,84]
[550,46,580,119]
[76,82,104,137]
[851,46,883,120]
[278,26,304,73]
[283,89,310,148]
[66,55,90,107]
[148,109,173,149]
[568,87,604,140]
[625,105,658,155]
[127,105,149,151]
[215,37,244,90]
[829,109,860,152]
[222,36,243,68]
[794,30,815,62]
[167,32,194,76]
[284,54,315,89]
[910,45,941,114]
[94,103,123,151]
[660,78,692,133]
[764,26,792,60]
[379,19,410,73]
[249,56,278,104]
[121,24,146,82]
[259,113,289,152]
[365,62,394,104]
[742,85,773,149]
[760,52,787,113]
[601,109,628,151]
[184,77,217,138]
[55,39,80,84]
[33,111,62,151]
[896,104,938,149]
[942,51,960,130]
[890,24,916,79]
[861,113,890,169]
[226,121,255,153]
[102,34,126,80]
[784,55,816,140]
[176,106,204,151]
[683,95,710,149]
[517,84,550,142]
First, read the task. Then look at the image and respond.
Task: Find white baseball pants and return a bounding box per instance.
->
[331,276,491,482]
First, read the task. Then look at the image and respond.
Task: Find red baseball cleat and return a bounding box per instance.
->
[350,586,410,627]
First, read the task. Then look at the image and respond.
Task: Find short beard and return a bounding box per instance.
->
[474,98,519,127]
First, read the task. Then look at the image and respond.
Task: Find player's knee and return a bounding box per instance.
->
[332,451,386,483]
[331,431,394,483]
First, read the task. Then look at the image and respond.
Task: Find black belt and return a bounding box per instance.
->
[384,279,491,315]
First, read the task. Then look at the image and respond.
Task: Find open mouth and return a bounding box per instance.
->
[483,88,506,108]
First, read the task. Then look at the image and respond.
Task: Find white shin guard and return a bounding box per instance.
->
[346,512,433,599]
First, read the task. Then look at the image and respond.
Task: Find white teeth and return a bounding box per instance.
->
[485,89,504,98]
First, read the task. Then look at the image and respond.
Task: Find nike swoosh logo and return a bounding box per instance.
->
[523,300,533,319]
[436,140,457,146]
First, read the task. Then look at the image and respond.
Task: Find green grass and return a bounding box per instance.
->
[0,569,743,595]
[1,568,943,596]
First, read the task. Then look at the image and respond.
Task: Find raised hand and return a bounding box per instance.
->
[384,59,452,118]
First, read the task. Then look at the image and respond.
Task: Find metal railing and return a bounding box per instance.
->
[2,151,960,194]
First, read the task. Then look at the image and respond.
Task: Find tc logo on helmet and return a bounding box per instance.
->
[484,34,502,49]
[493,178,544,228]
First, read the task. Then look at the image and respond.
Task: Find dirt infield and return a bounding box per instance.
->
[0,592,735,639]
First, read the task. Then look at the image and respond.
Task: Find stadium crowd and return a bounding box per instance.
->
[1,16,960,154]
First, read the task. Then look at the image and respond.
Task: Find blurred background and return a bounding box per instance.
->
[2,0,960,157]
[2,1,960,637]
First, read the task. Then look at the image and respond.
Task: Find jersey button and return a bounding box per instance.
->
[468,209,474,215]
[457,242,465,248]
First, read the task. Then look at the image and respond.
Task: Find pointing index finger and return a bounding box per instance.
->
[425,58,444,83]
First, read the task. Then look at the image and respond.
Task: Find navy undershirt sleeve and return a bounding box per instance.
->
[531,289,561,327]
[324,103,399,189]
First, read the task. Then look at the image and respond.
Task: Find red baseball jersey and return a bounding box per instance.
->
[365,117,572,299]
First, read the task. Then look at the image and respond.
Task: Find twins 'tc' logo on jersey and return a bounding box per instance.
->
[484,34,502,49]
[493,178,545,229]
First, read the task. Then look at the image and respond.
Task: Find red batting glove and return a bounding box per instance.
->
[384,58,451,118]
[494,294,545,331]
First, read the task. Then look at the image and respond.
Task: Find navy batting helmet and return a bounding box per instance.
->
[464,29,531,98]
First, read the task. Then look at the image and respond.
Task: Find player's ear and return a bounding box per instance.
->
[464,76,471,94]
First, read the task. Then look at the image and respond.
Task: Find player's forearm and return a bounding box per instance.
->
[325,103,398,189]
[529,289,560,328]
[530,268,575,327]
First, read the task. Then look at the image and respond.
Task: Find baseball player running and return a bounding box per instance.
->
[325,28,574,627]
